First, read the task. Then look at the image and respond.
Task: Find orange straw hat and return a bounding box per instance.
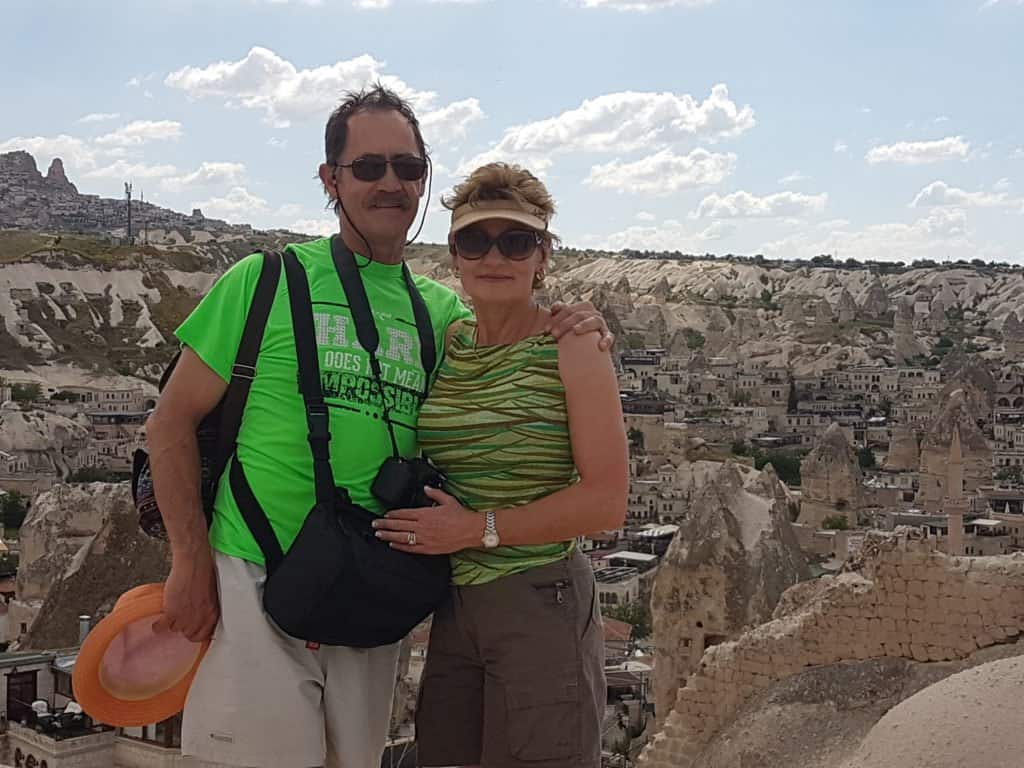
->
[72,583,210,727]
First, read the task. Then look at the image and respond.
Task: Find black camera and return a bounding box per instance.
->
[371,456,447,510]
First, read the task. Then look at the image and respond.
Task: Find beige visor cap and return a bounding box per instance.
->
[449,198,550,235]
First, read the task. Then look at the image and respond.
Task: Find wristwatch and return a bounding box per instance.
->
[482,510,500,549]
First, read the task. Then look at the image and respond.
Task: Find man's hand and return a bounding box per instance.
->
[546,301,614,351]
[154,551,220,643]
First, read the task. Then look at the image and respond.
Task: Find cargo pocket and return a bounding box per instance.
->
[505,678,581,762]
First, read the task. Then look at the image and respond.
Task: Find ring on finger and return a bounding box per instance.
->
[407,532,417,546]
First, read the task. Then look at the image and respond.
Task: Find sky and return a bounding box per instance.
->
[1,0,1022,263]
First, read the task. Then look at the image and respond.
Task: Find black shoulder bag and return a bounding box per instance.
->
[233,246,450,647]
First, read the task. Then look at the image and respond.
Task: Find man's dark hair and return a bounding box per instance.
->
[323,82,428,214]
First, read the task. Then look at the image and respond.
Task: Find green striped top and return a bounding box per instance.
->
[418,319,576,586]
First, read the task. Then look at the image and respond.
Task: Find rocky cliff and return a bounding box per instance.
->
[650,461,810,719]
[10,482,170,649]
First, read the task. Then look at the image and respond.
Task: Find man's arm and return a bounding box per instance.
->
[148,347,228,642]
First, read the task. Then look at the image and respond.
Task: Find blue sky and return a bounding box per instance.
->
[2,0,1022,262]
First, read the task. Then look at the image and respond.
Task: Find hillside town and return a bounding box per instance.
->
[1,152,1024,768]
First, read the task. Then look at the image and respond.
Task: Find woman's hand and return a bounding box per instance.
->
[372,487,484,555]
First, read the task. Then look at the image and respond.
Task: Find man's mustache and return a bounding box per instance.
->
[371,194,411,208]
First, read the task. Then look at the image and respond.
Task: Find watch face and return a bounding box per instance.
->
[482,532,500,549]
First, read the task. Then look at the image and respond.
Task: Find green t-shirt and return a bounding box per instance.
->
[175,237,470,565]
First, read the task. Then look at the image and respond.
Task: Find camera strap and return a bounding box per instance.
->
[330,235,437,459]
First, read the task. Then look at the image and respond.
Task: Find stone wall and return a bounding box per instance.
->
[639,530,1024,768]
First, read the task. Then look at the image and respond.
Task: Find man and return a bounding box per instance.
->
[146,84,610,768]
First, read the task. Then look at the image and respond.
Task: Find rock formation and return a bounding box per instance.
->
[1003,311,1024,359]
[892,298,924,362]
[0,408,91,489]
[814,298,834,329]
[798,423,864,528]
[837,288,857,324]
[841,655,1024,768]
[928,297,947,334]
[639,530,1024,768]
[650,461,809,719]
[0,149,250,235]
[860,277,890,320]
[10,482,171,648]
[917,389,991,512]
[782,299,805,325]
[883,425,919,472]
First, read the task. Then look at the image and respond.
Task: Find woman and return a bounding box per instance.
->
[373,162,628,768]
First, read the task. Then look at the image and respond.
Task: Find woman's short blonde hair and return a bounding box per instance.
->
[443,163,559,244]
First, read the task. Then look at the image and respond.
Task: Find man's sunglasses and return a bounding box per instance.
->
[452,228,544,260]
[335,155,428,183]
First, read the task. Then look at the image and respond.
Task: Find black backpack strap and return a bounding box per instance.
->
[210,250,282,483]
[282,251,337,509]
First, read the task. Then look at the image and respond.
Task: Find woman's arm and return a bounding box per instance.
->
[374,331,628,553]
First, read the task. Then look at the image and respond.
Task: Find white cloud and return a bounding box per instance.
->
[910,180,1024,211]
[1011,147,1024,160]
[84,160,179,180]
[0,134,98,173]
[77,112,121,124]
[994,177,1013,192]
[865,135,970,165]
[834,139,849,154]
[574,0,718,9]
[94,120,183,147]
[126,72,156,88]
[268,137,289,149]
[778,170,809,185]
[584,148,736,196]
[692,190,828,219]
[635,211,656,222]
[161,162,248,191]
[192,186,269,224]
[353,0,392,7]
[575,216,729,252]
[859,106,872,114]
[419,98,485,144]
[459,84,754,174]
[981,0,1024,9]
[934,115,950,123]
[760,208,973,262]
[164,46,481,136]
[289,218,338,236]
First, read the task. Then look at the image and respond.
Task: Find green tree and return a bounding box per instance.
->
[604,599,652,640]
[0,490,29,530]
[10,383,41,402]
[857,446,876,469]
[68,467,130,483]
[683,328,706,350]
[627,428,645,451]
[822,514,850,531]
[752,449,804,486]
[995,466,1023,485]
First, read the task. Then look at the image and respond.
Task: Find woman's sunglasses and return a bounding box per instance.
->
[453,228,544,260]
[335,154,428,183]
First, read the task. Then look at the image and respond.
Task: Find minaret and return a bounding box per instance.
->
[943,426,967,556]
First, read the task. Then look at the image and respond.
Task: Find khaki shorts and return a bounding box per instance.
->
[415,550,606,768]
[181,551,401,768]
